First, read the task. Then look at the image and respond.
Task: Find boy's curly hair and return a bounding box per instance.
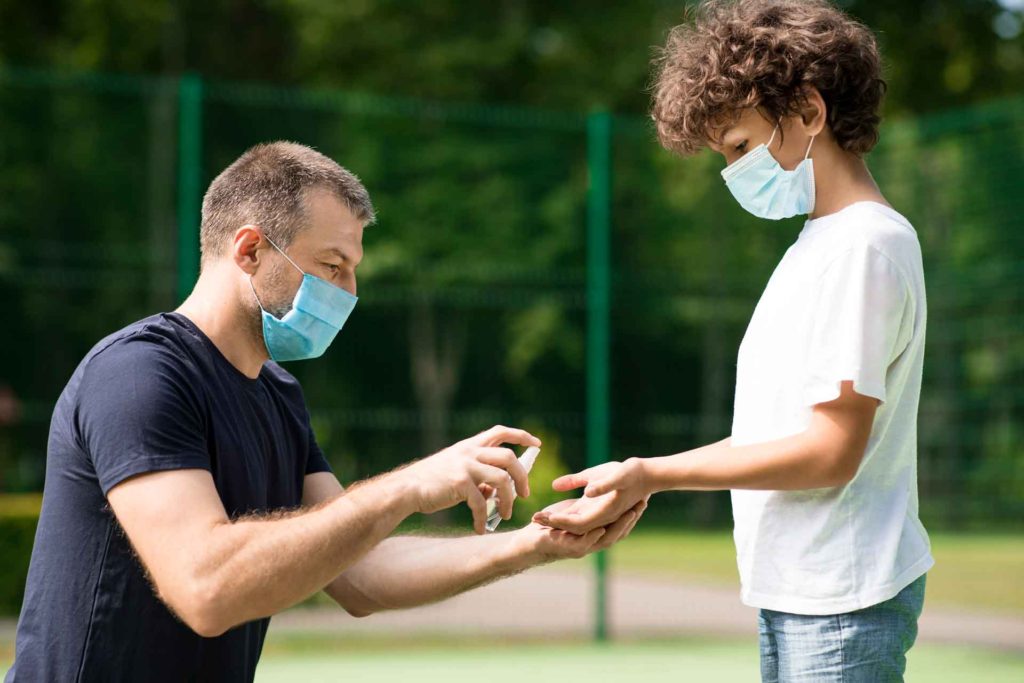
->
[652,0,886,156]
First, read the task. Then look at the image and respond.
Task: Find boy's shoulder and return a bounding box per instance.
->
[806,201,921,267]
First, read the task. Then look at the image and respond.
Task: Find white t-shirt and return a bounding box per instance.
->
[730,201,933,615]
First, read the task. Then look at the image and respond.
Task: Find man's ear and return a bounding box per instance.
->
[232,224,265,276]
[800,87,828,138]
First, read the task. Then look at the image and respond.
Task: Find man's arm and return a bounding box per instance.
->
[535,382,877,534]
[302,473,646,617]
[106,425,538,637]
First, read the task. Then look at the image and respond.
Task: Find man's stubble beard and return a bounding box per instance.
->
[245,259,295,351]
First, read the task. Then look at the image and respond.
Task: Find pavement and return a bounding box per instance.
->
[2,565,1019,651]
[269,565,1024,651]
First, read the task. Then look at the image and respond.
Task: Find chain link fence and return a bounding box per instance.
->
[0,68,1021,530]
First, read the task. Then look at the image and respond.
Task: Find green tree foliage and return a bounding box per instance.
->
[2,1,1023,114]
[0,1,1020,527]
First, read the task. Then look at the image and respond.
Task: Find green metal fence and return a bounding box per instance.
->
[0,67,1022,635]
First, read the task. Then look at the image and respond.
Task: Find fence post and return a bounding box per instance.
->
[586,109,613,643]
[176,73,203,302]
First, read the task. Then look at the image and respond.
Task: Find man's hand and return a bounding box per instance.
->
[531,460,651,535]
[393,425,540,534]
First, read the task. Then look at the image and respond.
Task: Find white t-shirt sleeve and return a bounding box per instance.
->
[802,245,911,406]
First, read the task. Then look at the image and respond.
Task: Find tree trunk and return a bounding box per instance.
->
[409,296,468,525]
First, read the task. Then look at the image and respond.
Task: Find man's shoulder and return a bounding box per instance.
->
[77,313,201,389]
[260,361,308,405]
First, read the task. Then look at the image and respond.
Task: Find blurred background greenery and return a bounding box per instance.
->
[1,0,1021,523]
[0,0,1022,678]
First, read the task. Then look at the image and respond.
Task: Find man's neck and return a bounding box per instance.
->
[809,147,889,220]
[176,266,267,379]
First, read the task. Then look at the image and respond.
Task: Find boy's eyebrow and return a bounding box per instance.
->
[719,127,745,146]
[707,125,742,151]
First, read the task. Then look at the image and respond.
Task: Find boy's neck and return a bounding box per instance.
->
[809,146,889,220]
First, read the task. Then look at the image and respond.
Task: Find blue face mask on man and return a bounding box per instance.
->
[248,235,358,363]
[720,125,816,220]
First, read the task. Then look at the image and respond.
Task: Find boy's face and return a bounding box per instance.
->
[709,109,813,172]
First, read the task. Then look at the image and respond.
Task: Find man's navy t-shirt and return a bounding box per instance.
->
[6,312,332,682]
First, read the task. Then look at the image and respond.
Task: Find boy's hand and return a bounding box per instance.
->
[524,496,648,561]
[532,460,651,535]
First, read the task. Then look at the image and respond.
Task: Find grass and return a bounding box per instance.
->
[605,529,1024,614]
[247,634,1024,683]
[3,634,1023,681]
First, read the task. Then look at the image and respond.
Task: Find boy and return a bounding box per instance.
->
[535,1,932,680]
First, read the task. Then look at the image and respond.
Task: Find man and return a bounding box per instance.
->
[7,142,644,682]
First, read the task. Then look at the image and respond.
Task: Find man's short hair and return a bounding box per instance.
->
[200,141,375,263]
[651,0,886,156]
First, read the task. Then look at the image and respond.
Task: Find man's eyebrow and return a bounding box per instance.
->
[319,247,349,261]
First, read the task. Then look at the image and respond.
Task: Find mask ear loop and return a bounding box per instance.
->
[766,125,779,149]
[804,134,816,160]
[248,277,267,311]
[262,234,306,275]
[249,232,303,313]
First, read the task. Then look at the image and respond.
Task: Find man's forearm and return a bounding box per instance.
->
[328,531,541,616]
[645,432,851,492]
[193,474,415,634]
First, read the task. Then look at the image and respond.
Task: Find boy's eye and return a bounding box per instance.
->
[735,140,748,153]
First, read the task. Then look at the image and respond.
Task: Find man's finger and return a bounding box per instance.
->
[476,447,530,498]
[464,482,488,534]
[476,425,542,449]
[471,462,516,519]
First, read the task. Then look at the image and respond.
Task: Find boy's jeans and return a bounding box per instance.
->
[758,574,926,682]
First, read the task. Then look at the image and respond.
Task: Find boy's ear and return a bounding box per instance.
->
[800,87,828,137]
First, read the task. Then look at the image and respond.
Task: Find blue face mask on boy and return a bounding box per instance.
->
[720,125,816,220]
[248,235,358,363]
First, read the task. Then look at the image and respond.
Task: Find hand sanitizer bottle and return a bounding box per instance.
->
[485,446,541,532]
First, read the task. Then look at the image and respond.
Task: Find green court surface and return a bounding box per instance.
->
[249,637,1024,683]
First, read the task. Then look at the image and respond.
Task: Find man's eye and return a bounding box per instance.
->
[323,263,341,274]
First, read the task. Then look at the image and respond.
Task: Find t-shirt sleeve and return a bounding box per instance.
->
[76,338,211,495]
[304,420,332,475]
[802,245,912,406]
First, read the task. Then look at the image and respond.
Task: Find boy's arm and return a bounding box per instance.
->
[534,381,876,534]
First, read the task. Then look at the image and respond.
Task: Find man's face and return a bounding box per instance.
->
[257,188,365,319]
[708,108,808,171]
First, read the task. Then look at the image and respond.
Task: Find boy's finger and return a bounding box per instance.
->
[584,477,617,497]
[552,470,591,492]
